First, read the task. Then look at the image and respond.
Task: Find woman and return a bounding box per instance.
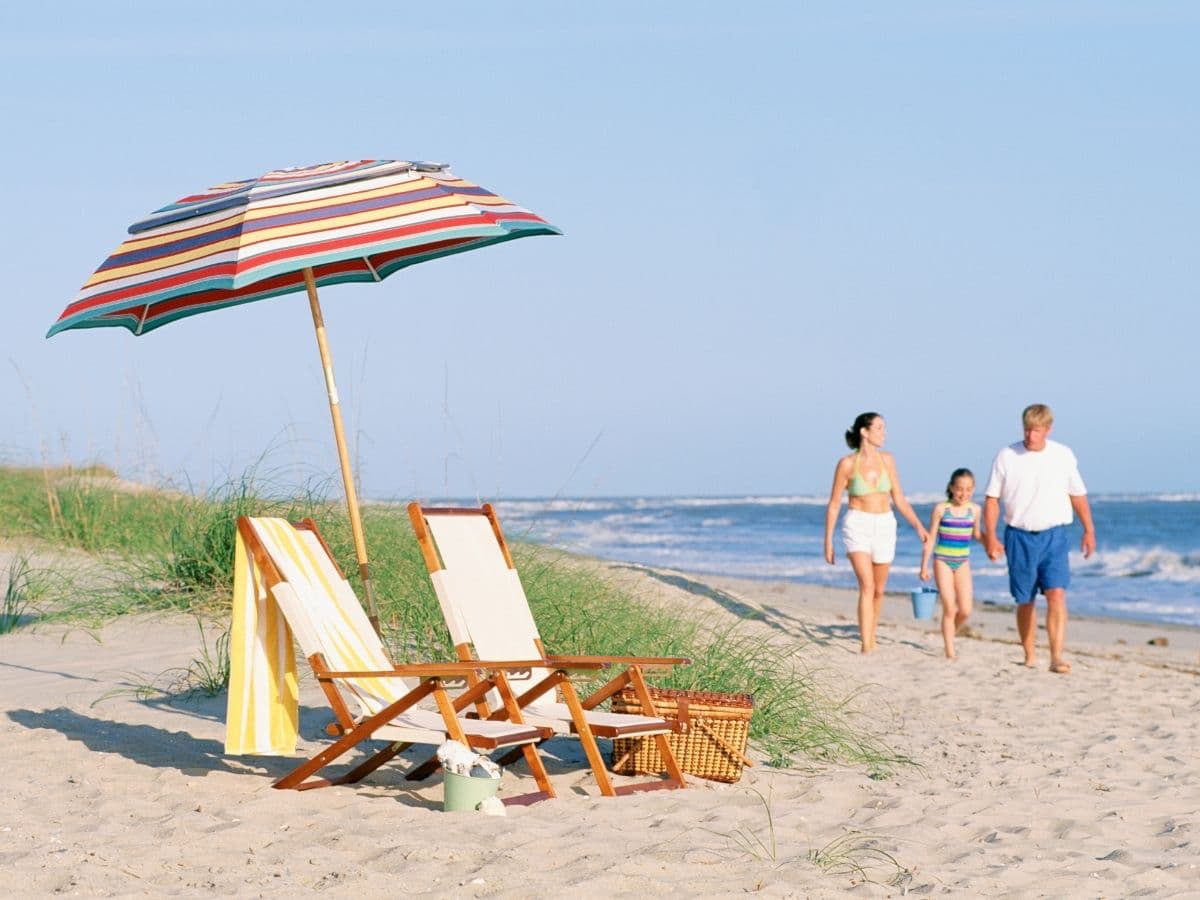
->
[824,412,927,653]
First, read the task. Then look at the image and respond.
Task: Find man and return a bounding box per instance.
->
[983,404,1096,674]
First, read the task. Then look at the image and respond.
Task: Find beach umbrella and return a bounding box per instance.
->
[48,159,560,626]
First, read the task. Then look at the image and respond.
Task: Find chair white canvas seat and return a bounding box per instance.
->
[519,701,672,737]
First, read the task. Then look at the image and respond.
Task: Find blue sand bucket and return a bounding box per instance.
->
[443,771,500,812]
[911,587,938,620]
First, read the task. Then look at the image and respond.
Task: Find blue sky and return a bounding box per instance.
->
[2,2,1197,500]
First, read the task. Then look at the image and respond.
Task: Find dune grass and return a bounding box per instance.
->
[1,553,44,634]
[0,465,903,771]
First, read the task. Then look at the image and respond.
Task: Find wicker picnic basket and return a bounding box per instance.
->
[610,686,754,784]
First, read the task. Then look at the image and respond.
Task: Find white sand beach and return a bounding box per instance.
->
[2,551,1197,897]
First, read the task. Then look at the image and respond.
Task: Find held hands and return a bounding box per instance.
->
[984,537,1004,561]
[919,565,930,582]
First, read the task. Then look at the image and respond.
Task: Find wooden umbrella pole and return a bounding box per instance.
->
[302,267,381,631]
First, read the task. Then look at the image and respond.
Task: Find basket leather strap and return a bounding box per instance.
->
[676,696,690,731]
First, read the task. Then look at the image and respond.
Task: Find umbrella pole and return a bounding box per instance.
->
[302,267,381,633]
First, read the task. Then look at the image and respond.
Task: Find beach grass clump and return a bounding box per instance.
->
[1,553,45,633]
[808,831,912,887]
[90,619,232,704]
[0,466,330,614]
[1,465,184,555]
[158,476,329,596]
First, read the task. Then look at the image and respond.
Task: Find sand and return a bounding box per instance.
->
[2,552,1197,897]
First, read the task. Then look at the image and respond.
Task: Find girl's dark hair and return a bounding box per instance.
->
[946,467,974,500]
[844,412,880,450]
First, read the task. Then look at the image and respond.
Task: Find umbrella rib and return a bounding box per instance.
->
[363,257,381,282]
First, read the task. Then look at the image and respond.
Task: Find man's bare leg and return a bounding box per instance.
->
[1045,587,1070,673]
[1016,602,1037,667]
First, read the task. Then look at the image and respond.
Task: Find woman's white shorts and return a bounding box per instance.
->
[841,509,897,564]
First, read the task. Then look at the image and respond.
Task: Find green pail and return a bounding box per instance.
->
[443,772,500,812]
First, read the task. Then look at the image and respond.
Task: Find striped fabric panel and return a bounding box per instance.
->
[933,512,974,560]
[251,517,406,718]
[225,528,299,755]
[49,160,560,337]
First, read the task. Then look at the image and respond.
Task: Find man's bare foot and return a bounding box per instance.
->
[1049,659,1072,674]
[1022,657,1036,668]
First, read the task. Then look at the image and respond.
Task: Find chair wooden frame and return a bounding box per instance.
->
[407,502,690,797]
[236,516,608,805]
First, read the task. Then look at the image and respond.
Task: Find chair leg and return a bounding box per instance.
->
[334,741,412,786]
[493,743,532,768]
[560,680,615,797]
[519,743,555,798]
[404,754,442,782]
[275,679,437,790]
[628,666,687,791]
[653,732,687,788]
[275,726,385,790]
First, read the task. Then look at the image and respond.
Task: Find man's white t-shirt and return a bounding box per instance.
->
[985,439,1087,532]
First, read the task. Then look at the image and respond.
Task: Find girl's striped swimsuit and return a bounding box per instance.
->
[934,506,974,570]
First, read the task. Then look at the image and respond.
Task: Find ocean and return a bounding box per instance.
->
[491,495,1200,628]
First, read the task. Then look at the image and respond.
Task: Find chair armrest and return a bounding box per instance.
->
[475,658,611,673]
[542,654,690,669]
[324,657,571,681]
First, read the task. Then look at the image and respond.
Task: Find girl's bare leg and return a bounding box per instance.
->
[953,562,974,634]
[848,552,877,653]
[934,560,958,658]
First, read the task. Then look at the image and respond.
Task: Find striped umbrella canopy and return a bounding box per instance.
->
[47,159,560,625]
[49,159,559,336]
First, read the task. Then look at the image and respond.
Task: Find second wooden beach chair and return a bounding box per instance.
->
[408,502,690,797]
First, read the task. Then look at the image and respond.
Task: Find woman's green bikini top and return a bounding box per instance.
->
[848,452,892,497]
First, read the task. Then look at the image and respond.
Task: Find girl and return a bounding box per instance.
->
[825,412,928,654]
[920,468,983,659]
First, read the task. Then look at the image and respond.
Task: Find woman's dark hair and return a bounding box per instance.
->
[844,412,880,450]
[946,467,974,500]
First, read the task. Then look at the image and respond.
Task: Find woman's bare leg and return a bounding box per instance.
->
[869,561,891,652]
[848,552,877,653]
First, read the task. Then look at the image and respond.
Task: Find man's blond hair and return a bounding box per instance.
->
[1022,403,1054,429]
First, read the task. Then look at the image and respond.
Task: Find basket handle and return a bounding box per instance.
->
[696,720,755,767]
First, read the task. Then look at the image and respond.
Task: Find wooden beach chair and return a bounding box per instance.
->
[227,515,598,804]
[407,502,690,797]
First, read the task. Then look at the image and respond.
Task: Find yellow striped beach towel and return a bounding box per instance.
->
[224,527,299,755]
